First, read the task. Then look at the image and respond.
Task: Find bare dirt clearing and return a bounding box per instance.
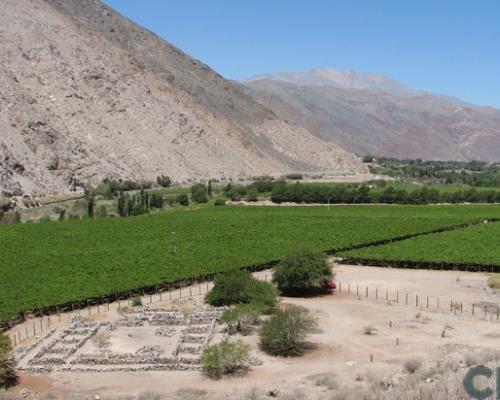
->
[4,264,499,399]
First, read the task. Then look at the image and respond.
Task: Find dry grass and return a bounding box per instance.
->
[487,274,500,289]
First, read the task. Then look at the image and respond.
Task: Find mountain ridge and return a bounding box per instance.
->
[242,69,500,162]
[0,0,366,196]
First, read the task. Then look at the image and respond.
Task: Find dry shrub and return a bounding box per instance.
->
[137,391,162,400]
[404,358,422,374]
[487,274,500,289]
[363,325,377,335]
[309,373,338,390]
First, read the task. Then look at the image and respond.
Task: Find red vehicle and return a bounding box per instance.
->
[323,280,337,291]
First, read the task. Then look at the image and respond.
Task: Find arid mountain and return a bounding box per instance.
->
[0,1,365,196]
[243,70,500,162]
[245,68,423,97]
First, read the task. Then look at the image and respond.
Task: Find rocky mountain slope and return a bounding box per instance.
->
[243,69,500,162]
[0,1,365,196]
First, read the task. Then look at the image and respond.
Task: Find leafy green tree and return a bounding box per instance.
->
[208,180,213,197]
[273,247,333,294]
[87,195,95,218]
[259,305,318,357]
[131,203,146,216]
[206,269,277,310]
[150,193,164,209]
[201,339,251,379]
[117,192,127,217]
[126,197,134,215]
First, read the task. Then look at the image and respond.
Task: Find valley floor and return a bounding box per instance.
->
[4,263,499,399]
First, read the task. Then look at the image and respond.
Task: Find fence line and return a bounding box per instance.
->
[335,280,500,322]
[8,280,216,348]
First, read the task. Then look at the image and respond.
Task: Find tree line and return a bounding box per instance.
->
[369,157,500,188]
[271,182,500,205]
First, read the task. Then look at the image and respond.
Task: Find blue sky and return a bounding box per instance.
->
[104,0,500,108]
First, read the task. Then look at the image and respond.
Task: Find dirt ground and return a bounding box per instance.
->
[4,264,500,399]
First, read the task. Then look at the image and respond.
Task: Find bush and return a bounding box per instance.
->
[0,211,21,224]
[131,297,142,307]
[285,173,304,180]
[191,183,208,203]
[205,270,277,310]
[156,175,171,188]
[0,334,17,389]
[214,198,226,206]
[246,187,258,202]
[176,193,189,207]
[201,339,251,379]
[220,302,266,335]
[0,197,12,212]
[404,357,422,374]
[259,305,318,357]
[487,274,500,289]
[272,247,333,294]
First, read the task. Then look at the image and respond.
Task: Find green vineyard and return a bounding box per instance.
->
[338,220,500,270]
[1,205,500,325]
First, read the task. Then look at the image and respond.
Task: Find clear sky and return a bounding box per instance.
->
[104,0,500,108]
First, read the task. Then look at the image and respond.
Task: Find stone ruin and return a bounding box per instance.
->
[15,307,226,373]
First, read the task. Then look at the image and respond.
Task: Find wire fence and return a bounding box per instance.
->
[7,280,216,348]
[335,280,500,322]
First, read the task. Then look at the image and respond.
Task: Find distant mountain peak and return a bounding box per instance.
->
[244,67,423,98]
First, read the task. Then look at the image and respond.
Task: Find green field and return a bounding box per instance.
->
[1,205,500,325]
[338,221,500,269]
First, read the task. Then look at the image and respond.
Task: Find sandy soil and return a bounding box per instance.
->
[4,264,499,399]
